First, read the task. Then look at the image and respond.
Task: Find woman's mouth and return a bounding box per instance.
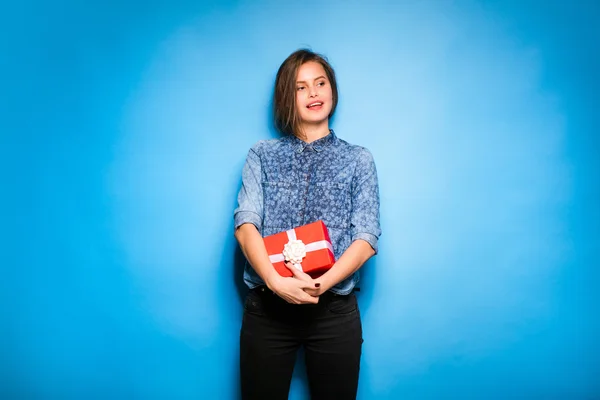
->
[307,101,323,110]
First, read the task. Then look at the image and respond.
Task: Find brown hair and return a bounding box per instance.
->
[273,49,339,138]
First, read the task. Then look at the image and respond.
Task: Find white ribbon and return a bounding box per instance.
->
[269,228,334,272]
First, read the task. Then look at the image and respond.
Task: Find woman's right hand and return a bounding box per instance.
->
[267,275,319,305]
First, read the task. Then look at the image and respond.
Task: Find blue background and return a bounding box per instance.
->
[2,0,599,398]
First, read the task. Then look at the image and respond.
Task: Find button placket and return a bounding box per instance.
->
[298,151,312,226]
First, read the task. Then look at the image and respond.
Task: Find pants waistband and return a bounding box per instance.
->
[251,285,355,297]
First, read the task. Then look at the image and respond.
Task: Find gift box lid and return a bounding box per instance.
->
[264,220,332,254]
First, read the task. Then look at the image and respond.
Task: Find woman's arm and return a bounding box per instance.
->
[235,146,319,304]
[301,240,374,295]
[303,148,381,295]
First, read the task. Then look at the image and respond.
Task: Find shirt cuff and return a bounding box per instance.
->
[352,232,379,254]
[234,211,262,232]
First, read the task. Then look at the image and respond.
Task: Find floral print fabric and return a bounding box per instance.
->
[234,130,381,295]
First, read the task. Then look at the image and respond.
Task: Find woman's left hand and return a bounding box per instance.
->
[283,262,325,297]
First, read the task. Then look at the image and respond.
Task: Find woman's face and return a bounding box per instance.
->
[295,61,333,127]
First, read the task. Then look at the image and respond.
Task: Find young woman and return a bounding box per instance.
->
[234,49,381,399]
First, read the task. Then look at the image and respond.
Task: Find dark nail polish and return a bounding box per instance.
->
[315,283,321,288]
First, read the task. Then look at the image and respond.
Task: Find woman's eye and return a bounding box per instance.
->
[317,81,325,86]
[297,86,305,91]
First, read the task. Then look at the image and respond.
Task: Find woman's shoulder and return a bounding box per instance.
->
[336,137,376,162]
[248,136,289,154]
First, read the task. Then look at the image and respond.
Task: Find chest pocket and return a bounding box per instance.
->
[309,181,351,229]
[262,181,295,230]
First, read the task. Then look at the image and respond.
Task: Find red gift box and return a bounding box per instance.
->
[264,220,335,277]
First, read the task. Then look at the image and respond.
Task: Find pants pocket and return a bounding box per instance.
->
[244,289,266,316]
[326,293,358,315]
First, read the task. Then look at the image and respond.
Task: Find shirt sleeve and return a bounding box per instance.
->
[234,145,264,232]
[350,148,382,253]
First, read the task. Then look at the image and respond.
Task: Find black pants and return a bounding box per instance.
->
[240,286,363,400]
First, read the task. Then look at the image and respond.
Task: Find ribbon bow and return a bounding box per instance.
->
[268,228,334,272]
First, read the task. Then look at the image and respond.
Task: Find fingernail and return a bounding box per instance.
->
[315,283,321,288]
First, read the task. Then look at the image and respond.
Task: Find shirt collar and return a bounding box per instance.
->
[287,129,337,153]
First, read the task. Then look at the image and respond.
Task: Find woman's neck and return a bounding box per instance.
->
[299,122,330,143]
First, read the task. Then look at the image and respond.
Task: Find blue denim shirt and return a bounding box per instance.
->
[234,130,381,295]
